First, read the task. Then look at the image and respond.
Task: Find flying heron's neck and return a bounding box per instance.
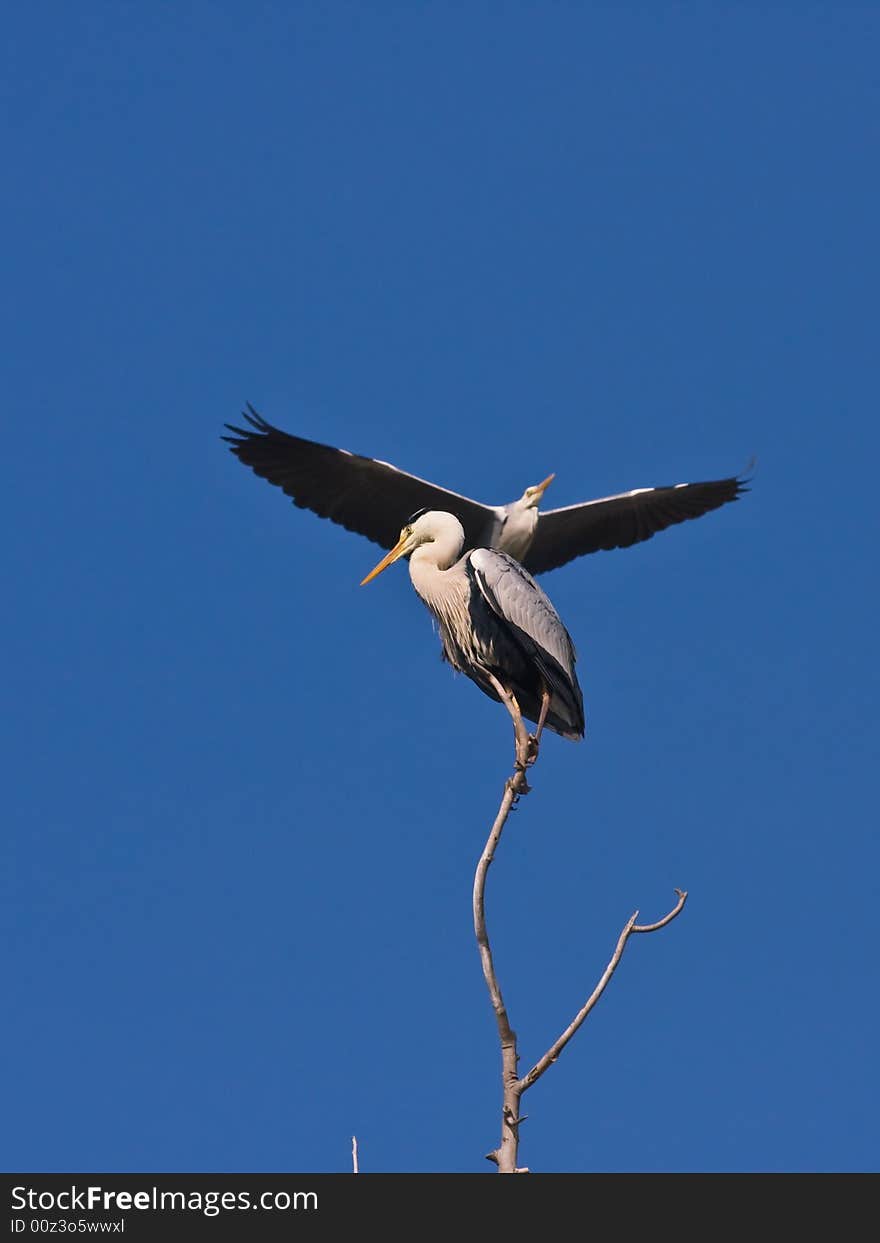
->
[501,502,540,562]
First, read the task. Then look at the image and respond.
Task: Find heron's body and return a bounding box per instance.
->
[224,405,747,575]
[362,511,584,740]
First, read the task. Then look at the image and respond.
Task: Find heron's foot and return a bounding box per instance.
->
[508,767,532,797]
[525,734,541,766]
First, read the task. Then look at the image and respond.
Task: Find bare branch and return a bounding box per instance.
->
[473,673,542,1172]
[472,776,520,1045]
[519,889,688,1092]
[474,676,688,1170]
[351,1135,359,1174]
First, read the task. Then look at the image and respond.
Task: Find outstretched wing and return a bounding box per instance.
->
[524,475,748,575]
[223,405,500,552]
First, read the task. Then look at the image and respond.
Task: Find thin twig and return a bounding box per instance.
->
[519,889,688,1091]
[351,1135,359,1174]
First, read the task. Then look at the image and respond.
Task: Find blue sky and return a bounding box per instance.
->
[3,3,878,1173]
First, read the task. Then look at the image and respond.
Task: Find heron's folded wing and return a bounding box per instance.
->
[469,550,578,678]
[469,549,584,735]
[224,405,498,551]
[523,475,748,574]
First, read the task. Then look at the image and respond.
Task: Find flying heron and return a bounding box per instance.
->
[360,509,585,746]
[223,405,748,574]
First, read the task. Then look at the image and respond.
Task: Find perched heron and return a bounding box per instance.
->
[224,405,748,574]
[360,509,585,744]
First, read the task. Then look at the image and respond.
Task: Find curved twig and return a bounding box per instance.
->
[519,889,688,1092]
[632,890,688,933]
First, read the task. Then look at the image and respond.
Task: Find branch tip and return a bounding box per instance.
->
[632,888,688,934]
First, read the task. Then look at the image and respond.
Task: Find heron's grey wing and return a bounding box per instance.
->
[469,550,578,679]
[223,405,499,551]
[469,549,585,735]
[523,475,748,574]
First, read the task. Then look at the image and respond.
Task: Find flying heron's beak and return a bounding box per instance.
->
[360,535,409,586]
[534,473,555,496]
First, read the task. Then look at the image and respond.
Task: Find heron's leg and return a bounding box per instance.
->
[536,685,552,741]
[533,684,552,745]
[522,684,551,767]
[485,671,531,773]
[508,689,531,762]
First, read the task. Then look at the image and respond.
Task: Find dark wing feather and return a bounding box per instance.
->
[223,405,498,552]
[523,475,748,575]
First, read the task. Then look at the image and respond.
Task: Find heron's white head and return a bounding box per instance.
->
[518,473,555,509]
[360,510,466,585]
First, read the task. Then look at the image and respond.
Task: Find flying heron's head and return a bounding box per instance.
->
[360,511,465,585]
[519,473,555,509]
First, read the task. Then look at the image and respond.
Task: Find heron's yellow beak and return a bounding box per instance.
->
[360,535,409,586]
[534,473,555,496]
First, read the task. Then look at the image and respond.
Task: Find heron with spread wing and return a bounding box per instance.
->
[223,404,747,574]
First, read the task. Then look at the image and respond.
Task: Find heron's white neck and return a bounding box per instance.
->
[406,513,466,603]
[410,523,464,570]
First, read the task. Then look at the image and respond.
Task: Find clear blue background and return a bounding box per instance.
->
[3,3,877,1173]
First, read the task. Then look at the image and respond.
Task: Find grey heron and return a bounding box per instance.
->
[360,509,585,744]
[223,405,748,574]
